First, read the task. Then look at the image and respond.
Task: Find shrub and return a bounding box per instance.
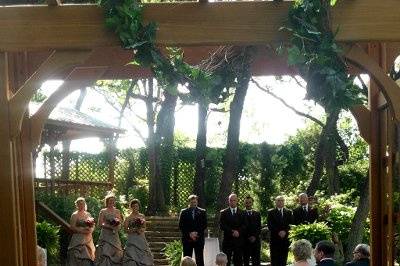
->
[163,240,183,266]
[36,221,60,265]
[289,222,331,246]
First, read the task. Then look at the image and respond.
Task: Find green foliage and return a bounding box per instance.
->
[163,240,183,266]
[289,222,331,246]
[36,221,60,265]
[281,0,365,113]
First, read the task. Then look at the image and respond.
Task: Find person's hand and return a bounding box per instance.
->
[248,236,256,243]
[189,232,198,241]
[232,230,240,238]
[278,230,286,238]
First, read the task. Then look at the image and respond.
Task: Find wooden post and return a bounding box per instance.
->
[0,53,22,265]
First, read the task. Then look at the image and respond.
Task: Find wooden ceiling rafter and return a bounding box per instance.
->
[0,0,399,51]
[30,66,108,147]
[8,50,92,137]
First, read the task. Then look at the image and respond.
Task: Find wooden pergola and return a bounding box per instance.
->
[0,1,399,265]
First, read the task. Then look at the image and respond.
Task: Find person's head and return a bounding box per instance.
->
[188,195,198,208]
[314,240,335,262]
[291,239,312,262]
[352,244,370,261]
[215,252,228,266]
[180,256,196,266]
[244,195,254,210]
[75,197,87,211]
[228,193,238,208]
[130,199,140,213]
[104,193,116,208]
[299,193,309,206]
[275,195,285,209]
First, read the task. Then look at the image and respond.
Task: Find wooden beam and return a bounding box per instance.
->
[8,50,91,138]
[0,53,21,266]
[0,1,399,51]
[350,105,371,144]
[30,67,108,147]
[345,44,400,122]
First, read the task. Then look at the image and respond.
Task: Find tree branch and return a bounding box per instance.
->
[251,78,324,126]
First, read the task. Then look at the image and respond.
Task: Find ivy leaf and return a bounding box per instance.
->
[287,46,306,66]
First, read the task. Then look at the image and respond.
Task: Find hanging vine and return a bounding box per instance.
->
[280,0,365,114]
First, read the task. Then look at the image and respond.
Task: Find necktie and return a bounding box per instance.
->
[303,206,307,212]
[232,208,236,215]
[192,209,195,219]
[247,210,251,216]
[280,209,283,217]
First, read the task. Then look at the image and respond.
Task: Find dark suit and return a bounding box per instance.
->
[292,205,318,225]
[243,209,261,266]
[345,258,370,266]
[267,208,292,266]
[317,258,336,266]
[179,207,207,266]
[219,207,247,266]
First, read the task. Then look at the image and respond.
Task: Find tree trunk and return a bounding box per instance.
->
[216,55,251,211]
[146,79,166,215]
[158,91,178,207]
[325,129,340,195]
[307,110,340,196]
[344,174,370,261]
[193,102,208,207]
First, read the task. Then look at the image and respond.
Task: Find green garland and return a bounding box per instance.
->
[99,0,236,104]
[281,0,365,113]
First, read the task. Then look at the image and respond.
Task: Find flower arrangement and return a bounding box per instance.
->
[108,217,121,227]
[129,217,145,232]
[85,217,96,227]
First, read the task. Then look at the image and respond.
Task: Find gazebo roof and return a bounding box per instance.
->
[29,102,125,143]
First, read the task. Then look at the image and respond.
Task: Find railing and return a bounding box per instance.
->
[34,178,112,196]
[36,201,73,234]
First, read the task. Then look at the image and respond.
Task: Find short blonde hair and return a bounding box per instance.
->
[74,197,87,211]
[291,239,312,261]
[104,193,116,206]
[180,256,196,266]
[215,252,228,265]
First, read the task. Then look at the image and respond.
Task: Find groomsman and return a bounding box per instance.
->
[179,195,207,266]
[293,193,319,225]
[267,196,292,266]
[243,195,261,266]
[219,193,247,266]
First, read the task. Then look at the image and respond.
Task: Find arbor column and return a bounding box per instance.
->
[0,53,23,265]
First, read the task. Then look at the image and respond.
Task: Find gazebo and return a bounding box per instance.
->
[0,1,399,265]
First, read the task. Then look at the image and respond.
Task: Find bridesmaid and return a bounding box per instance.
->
[67,197,96,266]
[95,193,123,266]
[122,199,154,266]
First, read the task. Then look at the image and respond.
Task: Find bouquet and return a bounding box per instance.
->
[85,217,96,227]
[129,217,145,232]
[108,217,121,227]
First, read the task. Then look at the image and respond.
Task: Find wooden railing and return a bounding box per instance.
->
[36,201,73,234]
[34,178,112,195]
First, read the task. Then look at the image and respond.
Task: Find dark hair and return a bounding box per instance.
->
[245,195,254,201]
[315,240,335,258]
[130,199,140,208]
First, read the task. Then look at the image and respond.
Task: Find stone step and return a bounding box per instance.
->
[147,236,180,242]
[153,252,166,259]
[154,258,169,265]
[145,231,181,237]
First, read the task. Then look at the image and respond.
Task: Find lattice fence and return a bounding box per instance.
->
[38,149,255,210]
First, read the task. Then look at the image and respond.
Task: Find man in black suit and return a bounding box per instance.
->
[179,194,207,266]
[219,193,247,266]
[267,195,292,266]
[292,193,319,225]
[243,195,261,266]
[314,240,336,266]
[346,244,370,266]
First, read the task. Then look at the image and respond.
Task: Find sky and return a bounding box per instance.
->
[37,76,326,153]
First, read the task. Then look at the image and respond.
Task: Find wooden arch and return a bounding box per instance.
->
[0,1,400,266]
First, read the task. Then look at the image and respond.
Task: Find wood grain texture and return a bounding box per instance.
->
[0,1,399,51]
